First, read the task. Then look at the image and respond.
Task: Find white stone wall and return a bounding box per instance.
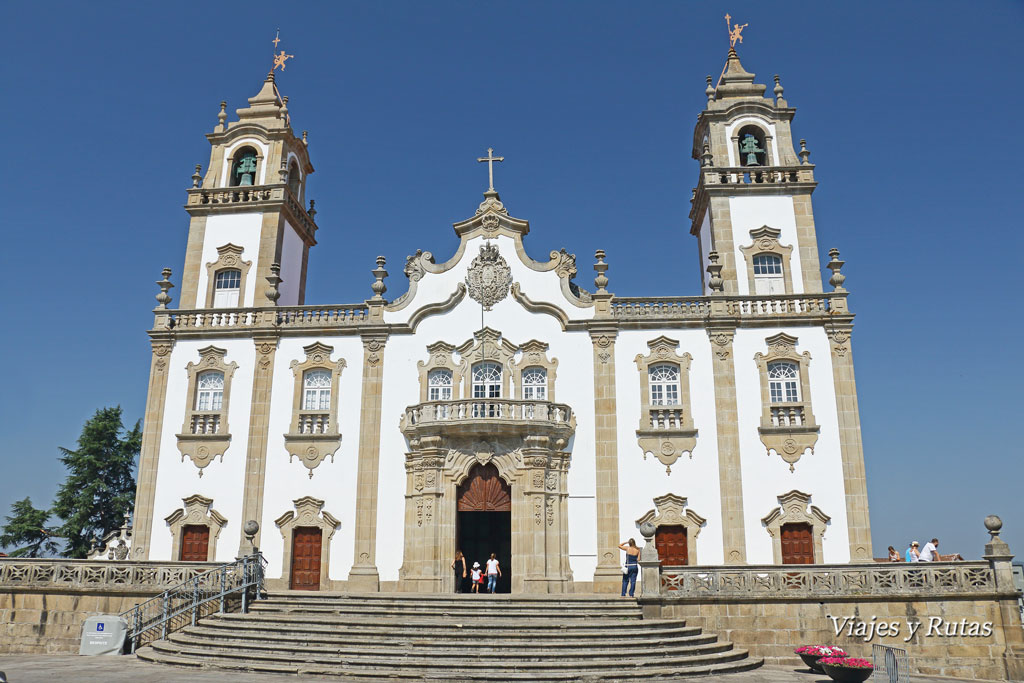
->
[278,221,305,306]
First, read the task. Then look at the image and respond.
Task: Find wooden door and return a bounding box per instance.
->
[655,525,688,566]
[457,463,511,512]
[180,524,210,561]
[781,523,815,564]
[290,527,323,590]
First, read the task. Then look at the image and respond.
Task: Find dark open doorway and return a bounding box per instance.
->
[456,463,511,593]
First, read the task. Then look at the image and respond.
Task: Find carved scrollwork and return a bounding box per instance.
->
[465,242,512,311]
[754,333,819,471]
[284,342,346,478]
[634,337,698,474]
[176,346,237,476]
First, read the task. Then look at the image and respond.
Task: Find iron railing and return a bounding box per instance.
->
[120,551,265,652]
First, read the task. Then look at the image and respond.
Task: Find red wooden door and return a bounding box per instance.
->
[457,463,511,512]
[290,527,322,590]
[655,525,688,566]
[781,523,815,564]
[180,525,209,561]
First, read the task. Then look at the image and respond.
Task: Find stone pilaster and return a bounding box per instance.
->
[131,335,174,559]
[792,191,824,294]
[590,326,623,591]
[826,322,873,562]
[237,334,278,555]
[708,319,747,564]
[707,195,740,295]
[349,331,388,591]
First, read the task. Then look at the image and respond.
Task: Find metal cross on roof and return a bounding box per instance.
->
[477,147,505,192]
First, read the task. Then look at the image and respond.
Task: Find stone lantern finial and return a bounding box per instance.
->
[705,75,715,105]
[155,268,174,309]
[370,256,388,301]
[706,251,724,293]
[701,143,714,168]
[773,74,787,107]
[302,130,308,146]
[799,139,811,165]
[191,164,202,188]
[265,262,282,304]
[307,199,317,220]
[593,250,609,294]
[216,101,227,132]
[827,248,846,291]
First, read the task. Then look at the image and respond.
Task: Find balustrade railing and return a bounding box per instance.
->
[610,298,709,319]
[609,294,832,321]
[297,412,330,434]
[190,413,221,434]
[166,304,368,331]
[120,552,266,653]
[647,407,685,430]
[703,166,812,186]
[404,399,573,428]
[769,405,806,427]
[0,558,220,590]
[727,295,831,316]
[657,562,996,598]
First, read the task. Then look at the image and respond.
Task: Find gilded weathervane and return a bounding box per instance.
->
[272,29,295,71]
[725,14,747,48]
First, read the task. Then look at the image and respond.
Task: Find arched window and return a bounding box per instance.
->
[649,364,681,406]
[231,147,259,186]
[428,369,453,401]
[752,253,784,295]
[472,363,502,399]
[303,369,332,411]
[212,269,241,307]
[196,371,224,411]
[287,161,301,197]
[736,125,767,167]
[767,362,800,403]
[521,367,547,400]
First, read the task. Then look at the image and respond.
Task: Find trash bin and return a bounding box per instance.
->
[79,615,128,655]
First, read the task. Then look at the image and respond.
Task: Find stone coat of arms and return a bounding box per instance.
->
[465,242,512,311]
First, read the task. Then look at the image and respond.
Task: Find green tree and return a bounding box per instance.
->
[0,497,59,557]
[51,406,142,558]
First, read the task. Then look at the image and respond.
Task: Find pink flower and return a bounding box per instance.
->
[794,645,848,656]
[820,657,874,670]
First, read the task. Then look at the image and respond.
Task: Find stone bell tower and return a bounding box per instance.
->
[177,71,319,310]
[689,48,822,297]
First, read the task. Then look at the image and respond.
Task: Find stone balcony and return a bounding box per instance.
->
[184,182,318,243]
[400,399,575,441]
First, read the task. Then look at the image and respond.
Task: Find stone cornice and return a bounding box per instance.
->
[184,183,318,246]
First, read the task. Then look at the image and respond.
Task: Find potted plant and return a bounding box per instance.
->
[793,646,848,673]
[819,656,874,683]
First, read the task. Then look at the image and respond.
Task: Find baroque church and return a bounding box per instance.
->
[130,46,872,594]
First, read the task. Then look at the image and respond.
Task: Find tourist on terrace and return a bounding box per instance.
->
[905,541,921,562]
[485,553,502,593]
[619,539,640,597]
[451,550,467,593]
[887,546,901,562]
[919,538,940,562]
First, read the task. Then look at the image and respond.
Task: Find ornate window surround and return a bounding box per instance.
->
[753,333,819,471]
[283,342,346,478]
[634,336,698,474]
[176,346,238,476]
[274,496,340,591]
[635,493,706,565]
[761,490,831,564]
[739,226,793,295]
[512,340,558,401]
[455,328,517,399]
[164,494,227,562]
[417,342,468,402]
[204,243,252,308]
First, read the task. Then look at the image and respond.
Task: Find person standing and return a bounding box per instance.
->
[451,550,467,593]
[469,562,483,594]
[918,538,939,562]
[619,539,640,597]
[887,546,901,562]
[905,541,920,562]
[485,553,501,594]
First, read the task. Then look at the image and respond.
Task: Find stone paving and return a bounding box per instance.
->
[0,656,985,682]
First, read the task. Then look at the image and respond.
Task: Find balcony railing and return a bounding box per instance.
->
[190,413,221,434]
[403,399,573,430]
[769,404,807,427]
[297,412,331,434]
[646,407,686,430]
[701,165,814,187]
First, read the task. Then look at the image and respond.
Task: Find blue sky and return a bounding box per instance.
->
[1,1,1021,559]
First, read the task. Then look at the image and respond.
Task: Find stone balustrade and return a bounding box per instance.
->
[646,407,686,430]
[165,304,368,331]
[297,412,331,434]
[703,165,814,186]
[0,558,221,593]
[403,399,574,431]
[727,295,831,316]
[610,297,710,319]
[657,562,997,598]
[769,405,806,427]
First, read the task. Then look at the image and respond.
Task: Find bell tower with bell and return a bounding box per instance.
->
[178,62,318,310]
[689,22,823,298]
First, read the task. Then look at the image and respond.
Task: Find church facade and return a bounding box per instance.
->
[130,48,873,593]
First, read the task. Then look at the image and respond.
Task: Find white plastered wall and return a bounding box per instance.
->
[148,339,256,561]
[732,327,850,564]
[195,212,263,308]
[614,330,724,568]
[728,196,804,295]
[259,336,364,582]
[278,220,304,306]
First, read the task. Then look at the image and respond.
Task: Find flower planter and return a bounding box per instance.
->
[821,663,873,683]
[798,653,826,673]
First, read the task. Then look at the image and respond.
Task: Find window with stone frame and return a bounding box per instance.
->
[204,243,251,309]
[752,254,785,295]
[176,346,238,475]
[428,369,453,401]
[472,362,502,398]
[521,367,547,400]
[634,337,698,474]
[511,339,558,404]
[739,226,794,296]
[284,343,346,478]
[754,334,819,471]
[212,269,242,307]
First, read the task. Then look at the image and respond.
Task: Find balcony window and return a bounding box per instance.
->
[752,254,784,295]
[472,363,502,399]
[521,367,547,400]
[768,362,800,403]
[303,369,331,411]
[428,369,453,401]
[196,371,224,411]
[649,364,680,406]
[213,269,241,308]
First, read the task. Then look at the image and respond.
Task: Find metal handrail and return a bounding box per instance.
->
[119,551,265,653]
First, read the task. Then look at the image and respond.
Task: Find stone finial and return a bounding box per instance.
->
[706,251,724,293]
[155,268,174,308]
[799,139,811,165]
[244,519,260,553]
[302,130,309,146]
[827,248,846,291]
[705,75,715,105]
[773,74,787,107]
[701,143,714,168]
[191,164,202,188]
[593,249,609,293]
[370,256,388,300]
[278,159,289,183]
[280,95,289,124]
[216,100,227,130]
[265,262,282,304]
[985,515,1003,541]
[307,199,317,220]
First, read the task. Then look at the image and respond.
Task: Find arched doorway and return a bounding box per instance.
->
[456,463,511,593]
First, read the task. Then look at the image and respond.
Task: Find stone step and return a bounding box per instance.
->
[264,591,640,605]
[219,611,673,631]
[167,627,727,658]
[143,639,757,676]
[250,605,642,621]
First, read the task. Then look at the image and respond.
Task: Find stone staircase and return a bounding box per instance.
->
[136,593,762,680]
